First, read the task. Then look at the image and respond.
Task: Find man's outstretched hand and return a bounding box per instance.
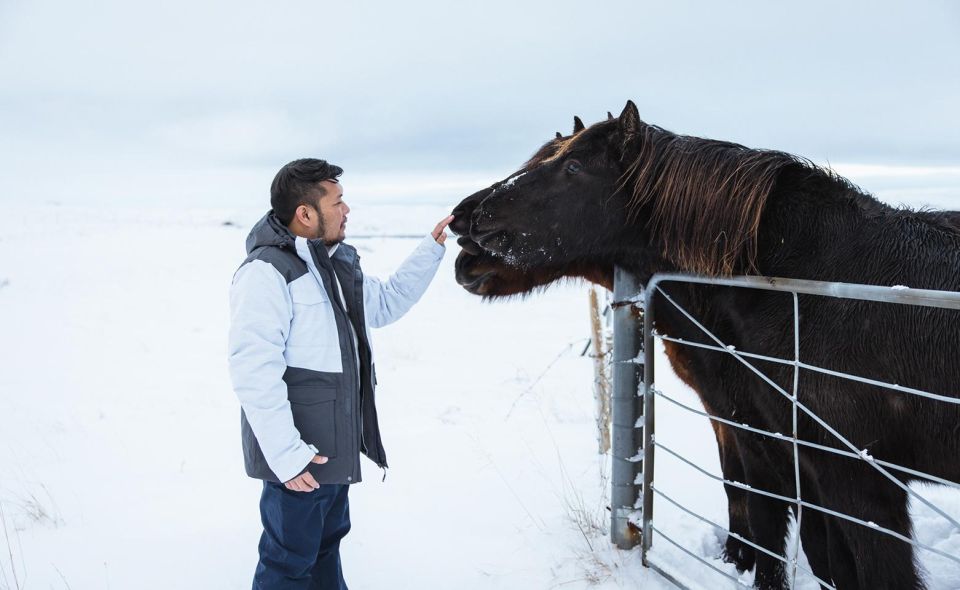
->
[285,454,328,492]
[432,215,455,245]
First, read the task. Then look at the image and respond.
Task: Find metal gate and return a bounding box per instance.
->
[609,271,960,589]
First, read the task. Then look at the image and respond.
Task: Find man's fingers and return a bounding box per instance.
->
[301,472,320,490]
[284,475,311,492]
[434,214,455,233]
[278,456,327,492]
[296,477,312,492]
[432,215,455,240]
[432,215,454,244]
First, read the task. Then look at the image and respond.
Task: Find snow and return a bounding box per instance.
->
[0,204,666,589]
[1,183,959,589]
[501,172,526,189]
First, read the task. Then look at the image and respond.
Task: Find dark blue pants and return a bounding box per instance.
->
[253,482,350,590]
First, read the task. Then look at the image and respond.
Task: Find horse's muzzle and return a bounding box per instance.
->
[450,186,494,236]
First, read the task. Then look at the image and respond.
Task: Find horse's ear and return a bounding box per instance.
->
[555,131,563,139]
[619,100,641,137]
[573,116,585,133]
[607,111,614,121]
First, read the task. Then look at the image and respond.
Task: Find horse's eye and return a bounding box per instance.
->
[565,160,582,175]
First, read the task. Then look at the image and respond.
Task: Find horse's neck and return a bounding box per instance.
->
[755,183,960,290]
[652,181,960,350]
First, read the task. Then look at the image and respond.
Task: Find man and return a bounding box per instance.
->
[228,158,452,589]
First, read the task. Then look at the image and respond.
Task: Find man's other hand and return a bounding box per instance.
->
[432,215,455,245]
[284,455,328,492]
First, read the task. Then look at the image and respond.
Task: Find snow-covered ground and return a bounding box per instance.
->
[0,171,958,589]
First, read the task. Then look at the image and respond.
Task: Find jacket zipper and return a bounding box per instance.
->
[310,241,364,479]
[332,256,366,461]
[339,268,365,468]
[354,257,368,458]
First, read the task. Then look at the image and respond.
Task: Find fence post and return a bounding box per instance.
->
[588,288,612,455]
[611,266,644,549]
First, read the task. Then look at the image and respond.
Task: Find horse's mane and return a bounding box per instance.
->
[621,122,840,276]
[522,135,569,169]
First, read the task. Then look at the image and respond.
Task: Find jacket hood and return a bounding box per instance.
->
[245,211,295,254]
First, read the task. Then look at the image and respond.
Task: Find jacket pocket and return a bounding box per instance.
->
[289,274,329,304]
[288,385,338,459]
[287,277,341,372]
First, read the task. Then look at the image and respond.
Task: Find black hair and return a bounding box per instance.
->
[270,158,344,225]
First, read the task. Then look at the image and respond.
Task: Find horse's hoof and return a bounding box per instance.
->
[720,538,756,573]
[753,564,788,590]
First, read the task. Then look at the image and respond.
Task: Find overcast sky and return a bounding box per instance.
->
[0,0,958,208]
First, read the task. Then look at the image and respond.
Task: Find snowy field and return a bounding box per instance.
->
[1,169,959,589]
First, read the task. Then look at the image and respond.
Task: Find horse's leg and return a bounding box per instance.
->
[738,439,792,590]
[795,474,855,590]
[819,469,923,590]
[715,424,756,572]
[796,508,834,590]
[824,514,860,590]
[797,508,860,589]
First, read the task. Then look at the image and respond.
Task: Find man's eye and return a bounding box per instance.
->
[565,160,582,175]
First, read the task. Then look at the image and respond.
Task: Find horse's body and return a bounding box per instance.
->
[449,103,960,590]
[451,128,775,574]
[651,180,960,589]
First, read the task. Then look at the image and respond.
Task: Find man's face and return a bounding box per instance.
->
[314,180,350,244]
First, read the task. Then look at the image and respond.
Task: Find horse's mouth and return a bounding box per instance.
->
[458,231,514,260]
[470,230,514,257]
[456,236,483,256]
[454,245,501,294]
[458,270,497,293]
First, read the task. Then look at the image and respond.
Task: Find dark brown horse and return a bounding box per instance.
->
[451,114,772,584]
[450,102,960,590]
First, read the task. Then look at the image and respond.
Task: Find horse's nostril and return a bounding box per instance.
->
[451,186,495,235]
[449,214,470,236]
[470,207,485,229]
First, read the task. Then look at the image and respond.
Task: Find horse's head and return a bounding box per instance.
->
[453,99,788,287]
[450,103,650,296]
[450,126,570,297]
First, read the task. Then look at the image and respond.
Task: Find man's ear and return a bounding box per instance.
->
[294,204,311,225]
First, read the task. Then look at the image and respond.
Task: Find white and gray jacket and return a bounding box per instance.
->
[228,212,445,484]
